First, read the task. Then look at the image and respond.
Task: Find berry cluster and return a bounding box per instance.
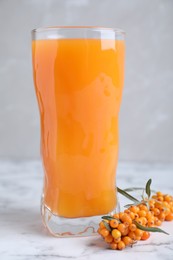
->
[98,191,173,250]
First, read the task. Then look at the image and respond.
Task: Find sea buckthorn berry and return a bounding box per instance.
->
[129,223,137,232]
[122,236,132,246]
[135,229,143,238]
[100,228,110,237]
[128,231,136,240]
[117,223,126,233]
[163,201,170,208]
[105,234,114,243]
[129,206,140,213]
[155,202,163,211]
[110,219,119,228]
[139,204,148,211]
[110,242,118,250]
[113,213,120,219]
[129,212,135,220]
[138,210,147,217]
[136,236,142,241]
[154,219,162,226]
[149,204,155,210]
[121,227,129,236]
[157,196,164,202]
[152,195,158,200]
[97,227,102,234]
[152,208,160,216]
[117,241,125,250]
[157,191,163,197]
[121,214,132,226]
[112,229,121,239]
[99,221,105,229]
[114,237,121,243]
[147,216,155,227]
[124,209,131,214]
[165,212,173,221]
[134,213,139,219]
[146,211,154,219]
[164,195,172,203]
[141,231,150,240]
[135,218,143,225]
[140,217,147,226]
[158,212,166,222]
[119,212,125,219]
[164,207,171,216]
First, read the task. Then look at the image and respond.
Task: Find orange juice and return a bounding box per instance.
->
[32,38,125,218]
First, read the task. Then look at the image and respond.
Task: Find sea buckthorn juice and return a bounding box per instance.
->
[32,27,125,237]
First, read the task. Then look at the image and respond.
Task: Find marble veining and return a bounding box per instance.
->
[0,160,173,260]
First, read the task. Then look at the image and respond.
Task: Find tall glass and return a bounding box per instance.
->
[31,26,125,237]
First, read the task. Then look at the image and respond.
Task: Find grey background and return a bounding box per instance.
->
[0,0,173,162]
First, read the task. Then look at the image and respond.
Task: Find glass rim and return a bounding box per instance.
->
[31,26,125,35]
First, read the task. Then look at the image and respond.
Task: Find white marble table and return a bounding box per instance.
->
[0,161,173,260]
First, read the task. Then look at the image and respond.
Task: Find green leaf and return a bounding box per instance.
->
[145,179,152,198]
[133,220,169,235]
[124,201,142,208]
[101,216,120,222]
[117,187,139,203]
[102,220,111,231]
[124,187,143,192]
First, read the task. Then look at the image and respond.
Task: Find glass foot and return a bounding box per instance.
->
[41,198,120,237]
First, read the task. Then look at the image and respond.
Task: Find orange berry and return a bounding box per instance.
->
[113,213,120,219]
[114,237,121,243]
[152,208,160,216]
[164,207,171,216]
[152,195,158,200]
[129,223,137,232]
[140,217,147,226]
[117,241,125,250]
[155,219,162,226]
[117,223,126,233]
[122,236,132,246]
[97,227,102,234]
[105,234,114,243]
[146,211,154,219]
[141,231,150,240]
[121,227,129,236]
[134,213,139,219]
[139,204,148,211]
[124,209,131,214]
[119,212,125,220]
[157,191,163,197]
[135,218,143,225]
[112,229,121,239]
[110,242,118,250]
[162,201,170,208]
[121,215,132,226]
[136,236,142,241]
[157,196,164,202]
[135,229,143,237]
[110,219,119,228]
[165,212,173,221]
[99,221,105,229]
[138,210,147,217]
[100,228,110,237]
[128,231,136,240]
[164,195,172,203]
[129,206,140,213]
[129,212,135,220]
[158,212,166,221]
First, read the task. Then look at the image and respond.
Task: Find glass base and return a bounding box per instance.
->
[41,197,120,237]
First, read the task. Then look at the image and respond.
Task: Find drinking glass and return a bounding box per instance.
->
[31,26,125,237]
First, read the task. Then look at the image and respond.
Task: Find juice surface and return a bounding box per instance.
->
[32,38,125,218]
